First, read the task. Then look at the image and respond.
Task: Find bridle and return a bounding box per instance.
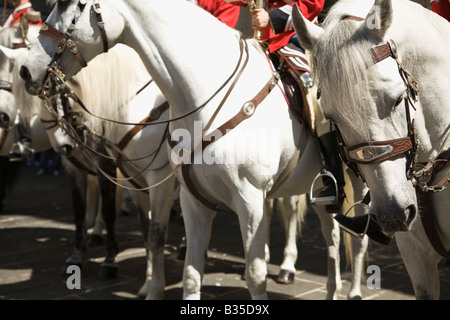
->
[38,0,108,99]
[334,36,449,193]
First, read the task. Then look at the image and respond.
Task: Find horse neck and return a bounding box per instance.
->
[113,0,243,117]
[70,44,157,142]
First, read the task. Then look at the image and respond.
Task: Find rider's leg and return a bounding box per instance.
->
[317,130,345,212]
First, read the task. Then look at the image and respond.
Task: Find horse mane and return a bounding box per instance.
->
[312,0,375,138]
[69,44,150,132]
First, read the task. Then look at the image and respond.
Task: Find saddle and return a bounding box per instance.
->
[272,43,316,135]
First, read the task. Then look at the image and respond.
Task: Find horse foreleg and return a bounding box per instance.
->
[275,195,302,284]
[145,170,175,300]
[343,169,369,300]
[61,158,88,269]
[265,198,273,263]
[315,205,342,300]
[181,186,216,300]
[396,225,441,299]
[96,161,119,280]
[235,190,268,300]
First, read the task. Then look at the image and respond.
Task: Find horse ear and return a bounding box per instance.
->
[292,4,323,51]
[0,45,26,62]
[364,0,393,41]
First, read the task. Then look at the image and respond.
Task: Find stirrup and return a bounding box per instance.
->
[309,170,338,205]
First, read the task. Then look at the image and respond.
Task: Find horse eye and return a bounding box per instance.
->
[58,0,71,7]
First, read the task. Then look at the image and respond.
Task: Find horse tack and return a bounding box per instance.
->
[39,0,109,83]
[171,74,280,211]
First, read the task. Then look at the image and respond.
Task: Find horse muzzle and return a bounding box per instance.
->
[371,202,417,233]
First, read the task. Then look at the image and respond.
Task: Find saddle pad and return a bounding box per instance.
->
[278,43,312,74]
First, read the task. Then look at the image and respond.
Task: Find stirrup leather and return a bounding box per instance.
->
[309,170,338,205]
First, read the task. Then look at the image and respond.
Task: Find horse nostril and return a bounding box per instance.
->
[20,66,31,82]
[0,113,10,128]
[405,204,417,227]
[60,145,73,157]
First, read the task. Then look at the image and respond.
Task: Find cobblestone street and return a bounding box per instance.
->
[1,163,450,302]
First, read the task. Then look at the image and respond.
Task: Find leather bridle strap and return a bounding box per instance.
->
[93,0,108,53]
[39,0,109,69]
[40,22,88,68]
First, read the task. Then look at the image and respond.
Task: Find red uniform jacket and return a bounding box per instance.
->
[197,0,241,28]
[431,0,450,22]
[231,0,324,52]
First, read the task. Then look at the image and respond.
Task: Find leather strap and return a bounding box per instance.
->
[117,101,169,150]
[202,76,275,149]
[93,1,108,53]
[370,42,393,63]
[343,136,414,164]
[417,188,450,259]
[12,42,27,49]
[40,22,88,68]
[169,74,278,210]
[115,101,170,193]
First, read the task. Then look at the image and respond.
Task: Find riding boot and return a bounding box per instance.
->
[317,130,345,212]
[334,214,392,246]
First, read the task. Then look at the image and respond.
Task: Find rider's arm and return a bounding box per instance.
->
[269,0,325,34]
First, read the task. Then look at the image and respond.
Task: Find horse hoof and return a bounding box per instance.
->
[99,265,118,280]
[87,234,103,247]
[275,270,295,284]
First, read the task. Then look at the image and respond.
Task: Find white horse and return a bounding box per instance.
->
[292,0,450,299]
[21,0,368,300]
[0,25,109,245]
[41,43,319,296]
[10,43,177,298]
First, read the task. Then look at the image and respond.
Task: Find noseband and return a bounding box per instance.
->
[38,0,108,98]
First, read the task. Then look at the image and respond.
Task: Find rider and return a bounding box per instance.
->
[3,0,43,162]
[227,0,349,211]
[190,0,241,28]
[430,0,450,22]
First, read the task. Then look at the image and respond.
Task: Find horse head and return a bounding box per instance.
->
[0,45,28,129]
[21,0,121,96]
[292,0,432,233]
